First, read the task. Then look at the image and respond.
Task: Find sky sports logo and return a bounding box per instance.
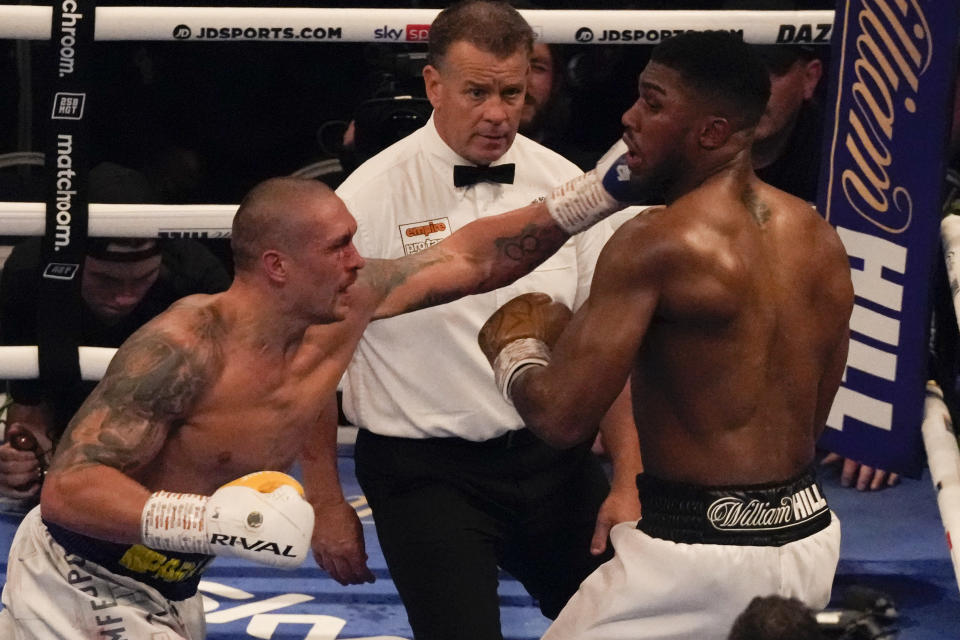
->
[373,24,430,41]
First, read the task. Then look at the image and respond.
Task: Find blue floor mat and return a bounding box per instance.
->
[1,452,957,639]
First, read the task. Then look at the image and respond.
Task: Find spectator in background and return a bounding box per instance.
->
[0,162,230,514]
[520,40,563,140]
[512,0,609,170]
[751,43,825,203]
[518,39,575,152]
[333,2,642,638]
[722,0,827,203]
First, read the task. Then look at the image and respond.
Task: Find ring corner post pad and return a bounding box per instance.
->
[38,0,98,388]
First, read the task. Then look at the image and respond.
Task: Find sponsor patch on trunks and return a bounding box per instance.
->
[706,484,828,532]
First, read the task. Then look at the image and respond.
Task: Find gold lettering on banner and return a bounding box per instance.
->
[827,0,932,234]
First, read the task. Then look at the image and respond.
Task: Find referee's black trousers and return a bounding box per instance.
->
[354,428,614,640]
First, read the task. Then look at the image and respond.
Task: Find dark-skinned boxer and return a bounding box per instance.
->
[479,32,852,640]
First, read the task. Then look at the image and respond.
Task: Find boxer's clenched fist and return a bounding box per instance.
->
[546,139,648,234]
[479,293,571,403]
[141,471,315,569]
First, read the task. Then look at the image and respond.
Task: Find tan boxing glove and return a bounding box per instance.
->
[478,292,571,404]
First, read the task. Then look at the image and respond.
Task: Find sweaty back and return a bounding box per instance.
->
[632,181,852,485]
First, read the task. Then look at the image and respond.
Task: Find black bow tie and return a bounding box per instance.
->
[453,163,515,187]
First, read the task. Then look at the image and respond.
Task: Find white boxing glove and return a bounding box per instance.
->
[141,471,315,569]
[547,139,644,235]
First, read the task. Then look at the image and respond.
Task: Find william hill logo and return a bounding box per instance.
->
[831,0,932,233]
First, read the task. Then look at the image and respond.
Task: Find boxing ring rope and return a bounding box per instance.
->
[0,7,834,43]
[1,3,958,593]
[0,346,115,381]
[0,202,235,237]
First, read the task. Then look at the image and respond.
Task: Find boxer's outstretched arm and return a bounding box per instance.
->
[359,143,642,319]
[41,314,220,543]
[364,202,570,319]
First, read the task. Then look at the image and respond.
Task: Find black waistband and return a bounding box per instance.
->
[636,468,831,547]
[43,518,213,601]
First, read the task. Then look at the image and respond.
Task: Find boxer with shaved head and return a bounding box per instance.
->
[1,136,641,638]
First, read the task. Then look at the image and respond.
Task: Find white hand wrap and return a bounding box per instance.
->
[141,478,314,569]
[141,491,210,555]
[546,139,633,235]
[546,169,620,235]
[492,337,551,404]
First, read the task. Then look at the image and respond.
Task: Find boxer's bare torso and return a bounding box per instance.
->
[611,177,853,486]
[492,56,854,489]
[110,297,357,495]
[41,180,569,545]
[42,291,367,541]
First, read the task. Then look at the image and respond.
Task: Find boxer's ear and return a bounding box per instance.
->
[699,116,731,150]
[261,249,288,283]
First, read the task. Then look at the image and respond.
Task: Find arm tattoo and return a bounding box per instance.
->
[367,222,568,316]
[405,223,567,310]
[50,314,225,475]
[493,223,564,263]
[361,252,450,298]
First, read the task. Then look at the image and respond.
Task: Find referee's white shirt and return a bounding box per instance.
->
[336,115,609,441]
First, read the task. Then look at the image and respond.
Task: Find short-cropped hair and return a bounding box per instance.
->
[651,31,772,130]
[427,0,534,69]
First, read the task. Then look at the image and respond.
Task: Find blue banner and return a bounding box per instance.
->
[817,0,960,476]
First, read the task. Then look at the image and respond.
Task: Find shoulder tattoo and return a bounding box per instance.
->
[49,310,225,474]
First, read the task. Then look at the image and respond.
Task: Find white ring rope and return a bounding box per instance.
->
[0,7,834,44]
[0,346,115,380]
[922,381,960,592]
[0,202,235,237]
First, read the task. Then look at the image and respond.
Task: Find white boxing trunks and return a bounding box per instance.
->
[542,468,841,640]
[0,506,208,639]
